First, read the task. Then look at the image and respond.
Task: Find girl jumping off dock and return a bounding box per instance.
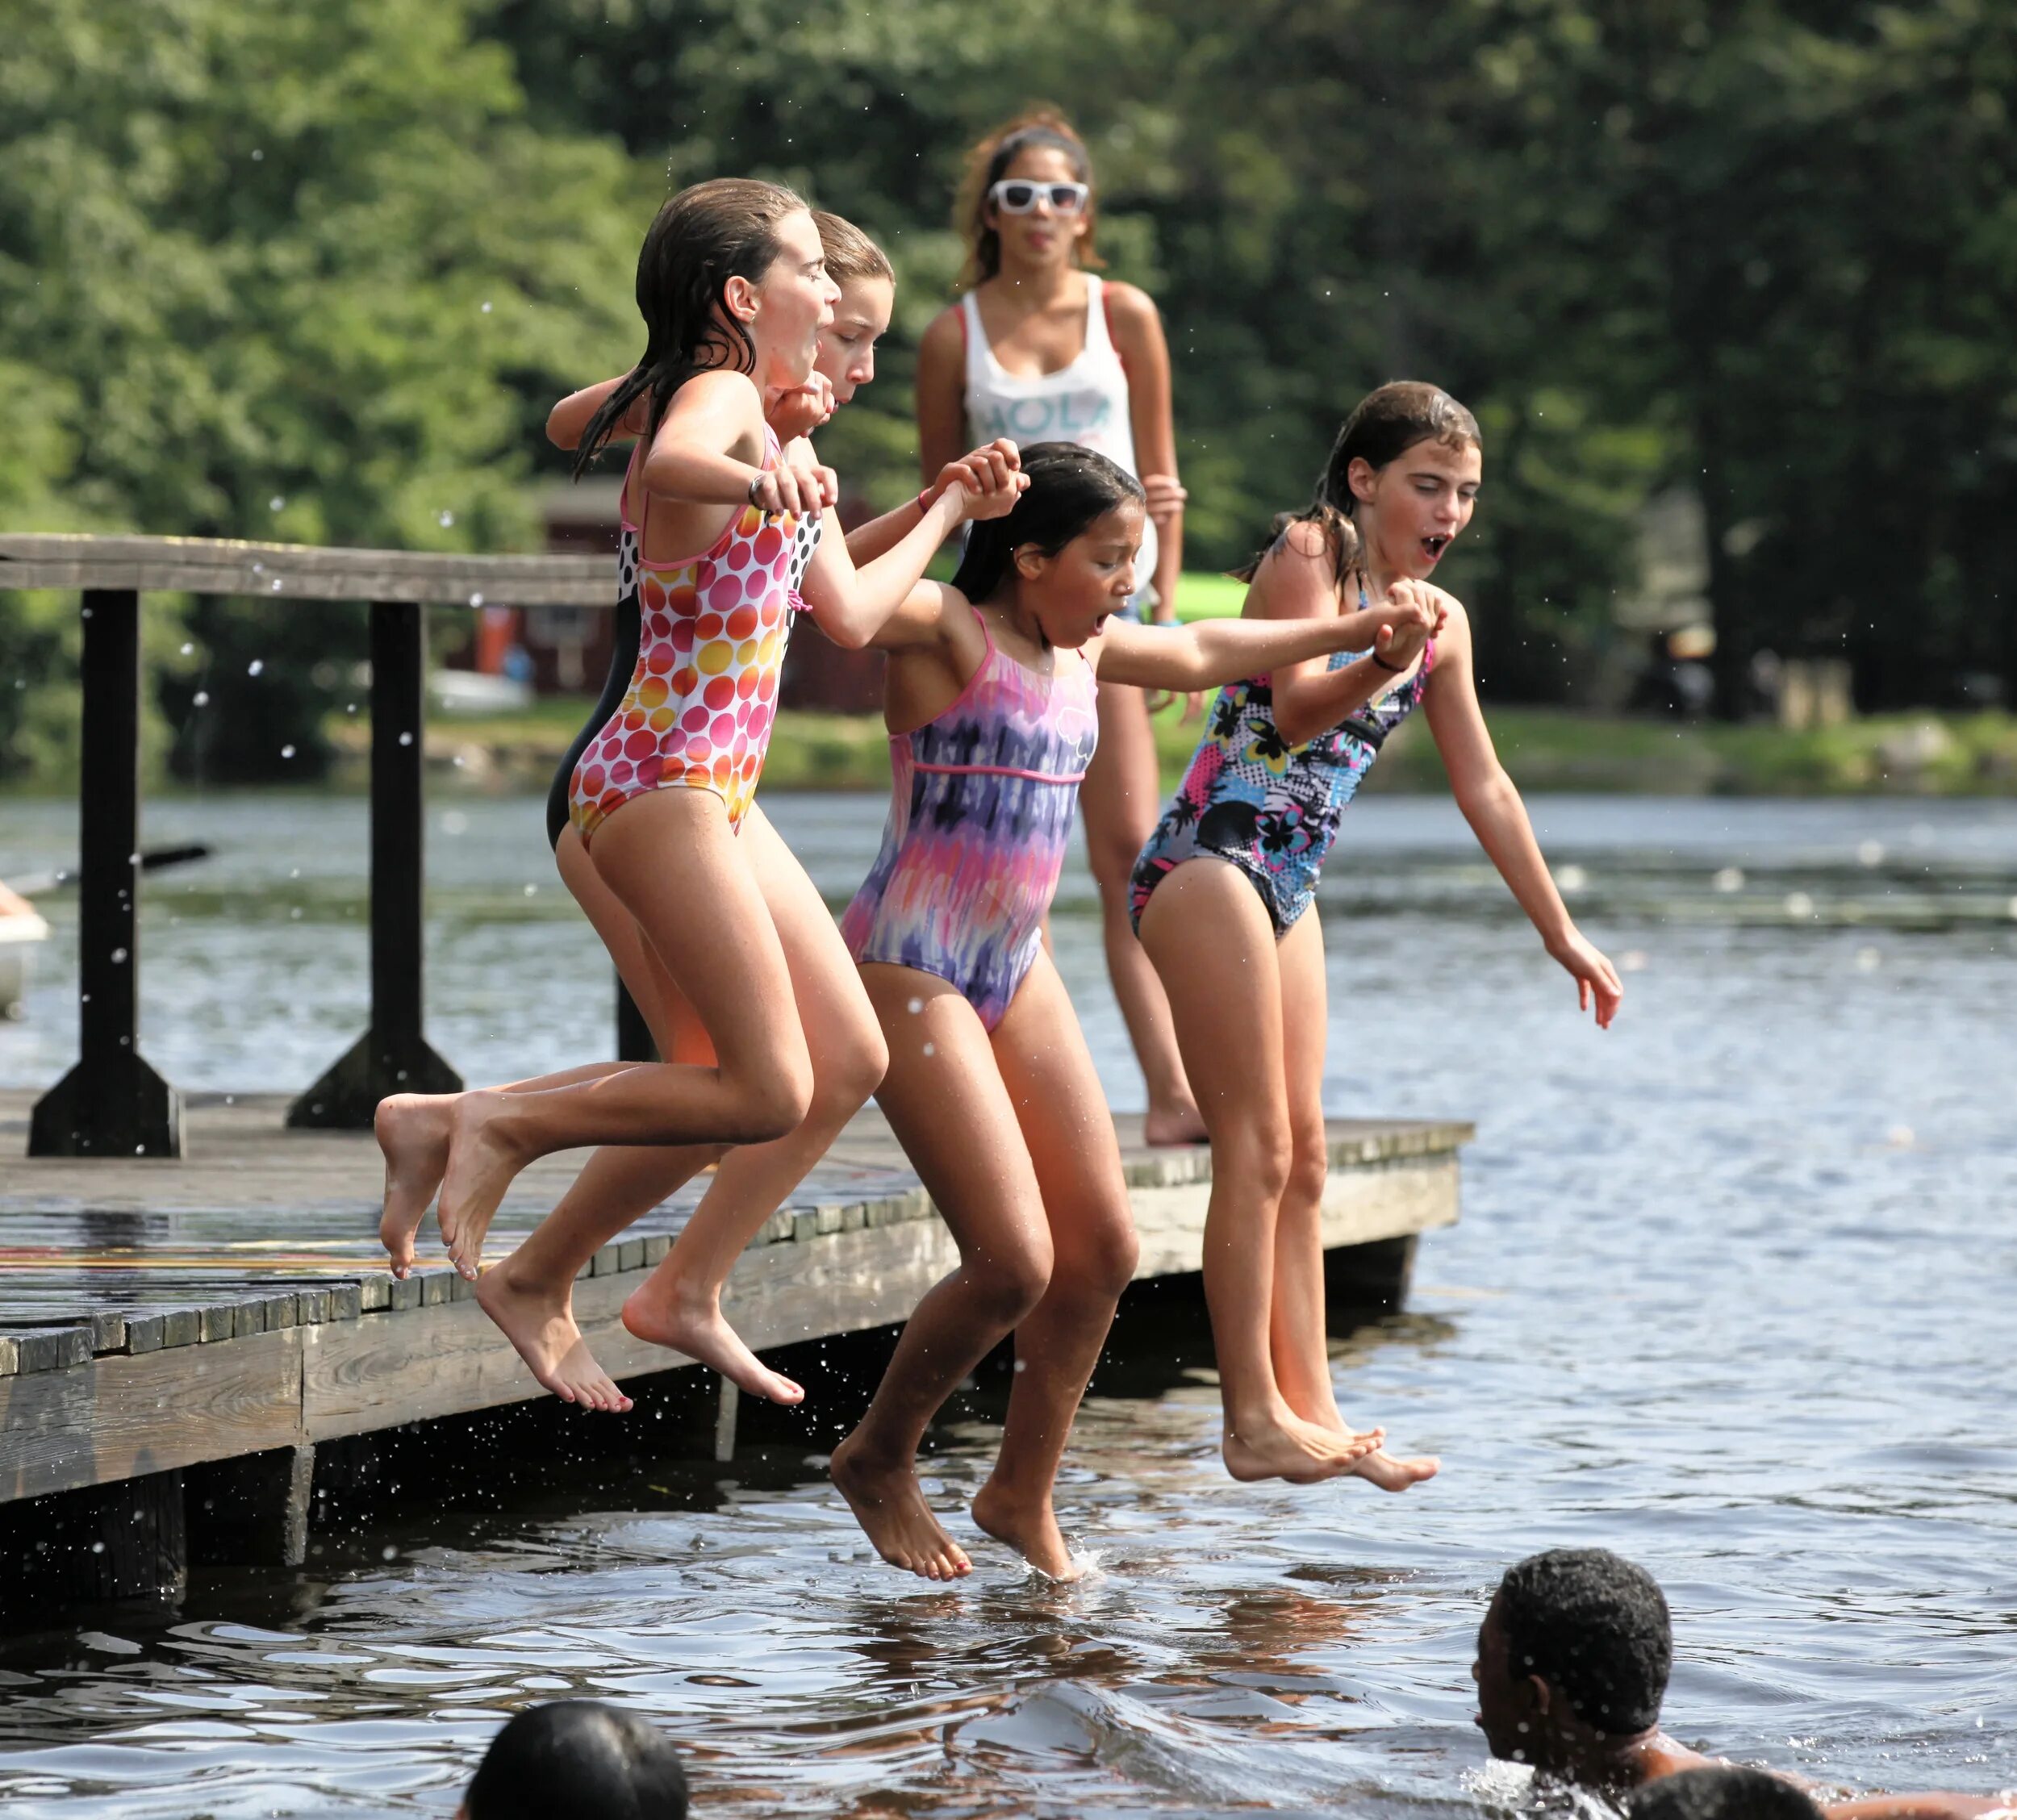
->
[1131,381,1623,1492]
[374,185,1022,1411]
[824,442,1445,1581]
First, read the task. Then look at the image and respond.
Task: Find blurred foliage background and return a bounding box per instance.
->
[3,0,2015,782]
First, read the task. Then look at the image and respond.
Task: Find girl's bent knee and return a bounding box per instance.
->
[811,1025,887,1121]
[741,1058,814,1142]
[969,1247,1053,1326]
[1285,1139,1328,1212]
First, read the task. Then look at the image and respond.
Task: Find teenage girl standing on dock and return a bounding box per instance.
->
[916,111,1207,1147]
[825,442,1446,1581]
[374,184,1021,1407]
[1131,381,1624,1492]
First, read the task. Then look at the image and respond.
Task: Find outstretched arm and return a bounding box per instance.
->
[1421,602,1622,1027]
[1096,609,1429,696]
[800,445,1025,650]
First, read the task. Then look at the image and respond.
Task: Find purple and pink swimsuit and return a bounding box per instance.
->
[841,623,1099,1029]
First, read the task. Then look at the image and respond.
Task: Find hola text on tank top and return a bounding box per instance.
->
[960,275,1158,584]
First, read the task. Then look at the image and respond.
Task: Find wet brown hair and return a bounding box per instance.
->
[1237,381,1481,588]
[573,177,810,480]
[814,211,893,286]
[954,107,1105,291]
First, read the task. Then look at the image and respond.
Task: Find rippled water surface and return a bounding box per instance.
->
[2,791,2015,1816]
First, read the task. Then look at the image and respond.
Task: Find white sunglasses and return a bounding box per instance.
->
[988,178,1090,215]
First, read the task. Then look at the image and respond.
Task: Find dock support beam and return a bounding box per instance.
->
[29,589,182,1158]
[713,1378,740,1463]
[187,1444,316,1569]
[291,602,460,1127]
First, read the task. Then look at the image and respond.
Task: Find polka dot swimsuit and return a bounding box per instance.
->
[568,425,819,845]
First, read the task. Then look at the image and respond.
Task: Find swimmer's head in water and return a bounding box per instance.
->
[1626,1768,1824,1820]
[812,212,895,404]
[461,1699,688,1820]
[1473,1548,1672,1766]
[950,442,1144,647]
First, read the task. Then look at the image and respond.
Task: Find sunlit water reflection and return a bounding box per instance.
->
[2,792,2014,1815]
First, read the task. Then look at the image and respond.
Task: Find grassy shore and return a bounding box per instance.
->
[391,695,2017,798]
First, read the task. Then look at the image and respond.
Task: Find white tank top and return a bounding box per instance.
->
[960,273,1157,591]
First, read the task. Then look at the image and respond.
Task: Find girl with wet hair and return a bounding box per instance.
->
[1131,381,1622,1488]
[374,181,1024,1413]
[917,108,1209,1150]
[825,442,1445,1581]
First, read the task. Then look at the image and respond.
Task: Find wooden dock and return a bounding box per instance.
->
[0,1088,1468,1597]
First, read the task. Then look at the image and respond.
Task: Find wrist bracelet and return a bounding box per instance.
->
[1370,648,1407,674]
[746,472,766,509]
[917,486,934,515]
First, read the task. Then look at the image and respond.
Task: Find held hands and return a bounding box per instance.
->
[1547,929,1624,1029]
[750,445,838,520]
[1370,581,1448,669]
[767,372,835,442]
[933,437,1029,524]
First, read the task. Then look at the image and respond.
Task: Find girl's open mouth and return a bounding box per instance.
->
[1422,535,1451,562]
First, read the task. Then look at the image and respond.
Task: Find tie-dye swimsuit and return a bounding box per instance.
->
[1130,591,1435,935]
[841,622,1100,1029]
[563,426,820,846]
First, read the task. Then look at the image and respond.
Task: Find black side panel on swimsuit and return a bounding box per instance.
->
[544,593,641,850]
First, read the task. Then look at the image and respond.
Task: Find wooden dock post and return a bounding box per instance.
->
[186,1444,316,1568]
[27,589,182,1158]
[290,601,461,1127]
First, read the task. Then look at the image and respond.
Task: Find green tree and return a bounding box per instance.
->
[0,0,652,776]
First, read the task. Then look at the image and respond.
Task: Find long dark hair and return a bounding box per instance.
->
[572,177,809,480]
[950,442,1144,607]
[954,109,1104,291]
[1237,381,1481,587]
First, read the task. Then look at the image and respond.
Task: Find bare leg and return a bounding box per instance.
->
[620,808,887,1404]
[969,953,1140,1580]
[1079,682,1205,1146]
[430,788,815,1246]
[1272,912,1438,1492]
[1139,858,1384,1484]
[829,967,1056,1581]
[470,915,719,1411]
[474,809,883,1410]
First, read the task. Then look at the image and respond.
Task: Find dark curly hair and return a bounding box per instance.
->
[1626,1768,1823,1820]
[1497,1547,1672,1734]
[466,1700,687,1820]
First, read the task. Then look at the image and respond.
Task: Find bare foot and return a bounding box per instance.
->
[375,1093,453,1278]
[620,1273,804,1405]
[473,1263,632,1413]
[1142,1099,1209,1147]
[1222,1412,1386,1485]
[1350,1449,1440,1492]
[437,1092,526,1280]
[830,1430,971,1580]
[1293,1400,1440,1493]
[971,1479,1084,1582]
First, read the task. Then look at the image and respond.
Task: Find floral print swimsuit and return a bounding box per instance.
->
[1130,585,1434,936]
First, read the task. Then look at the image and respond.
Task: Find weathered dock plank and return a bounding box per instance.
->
[1,1091,1469,1507]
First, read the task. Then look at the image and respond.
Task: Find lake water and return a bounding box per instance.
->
[1,791,2014,1817]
